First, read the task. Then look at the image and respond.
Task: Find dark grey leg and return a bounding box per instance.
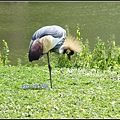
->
[47,52,52,88]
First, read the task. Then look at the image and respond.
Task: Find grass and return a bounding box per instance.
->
[0,65,120,118]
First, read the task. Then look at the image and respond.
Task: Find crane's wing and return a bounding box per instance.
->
[32,25,66,41]
[40,35,65,54]
[51,34,66,49]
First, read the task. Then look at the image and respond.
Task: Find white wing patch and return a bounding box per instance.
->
[40,35,64,53]
[39,36,52,53]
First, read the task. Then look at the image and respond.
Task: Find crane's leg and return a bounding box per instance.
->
[47,52,52,88]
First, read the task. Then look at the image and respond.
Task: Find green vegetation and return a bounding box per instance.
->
[58,24,120,71]
[0,25,120,118]
[0,40,10,66]
[0,66,120,118]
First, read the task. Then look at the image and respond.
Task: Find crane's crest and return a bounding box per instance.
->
[63,36,82,53]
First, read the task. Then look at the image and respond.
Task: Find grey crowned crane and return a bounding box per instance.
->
[28,25,82,88]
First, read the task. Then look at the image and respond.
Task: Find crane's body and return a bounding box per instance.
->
[32,25,66,41]
[28,25,82,88]
[29,25,66,62]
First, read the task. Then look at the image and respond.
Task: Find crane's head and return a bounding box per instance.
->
[28,38,43,62]
[59,36,82,60]
[59,45,74,60]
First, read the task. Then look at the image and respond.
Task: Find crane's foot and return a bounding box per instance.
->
[50,88,54,91]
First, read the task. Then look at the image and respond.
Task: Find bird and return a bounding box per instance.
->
[28,25,82,89]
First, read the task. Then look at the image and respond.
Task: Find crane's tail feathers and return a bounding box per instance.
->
[63,36,82,53]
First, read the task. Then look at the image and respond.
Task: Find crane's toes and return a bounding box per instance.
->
[50,88,54,91]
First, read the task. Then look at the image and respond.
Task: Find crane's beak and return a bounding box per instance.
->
[28,39,43,62]
[67,54,71,60]
[67,50,74,60]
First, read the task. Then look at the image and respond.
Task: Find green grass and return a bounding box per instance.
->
[0,65,120,118]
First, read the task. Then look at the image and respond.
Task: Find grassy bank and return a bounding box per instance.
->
[0,65,120,118]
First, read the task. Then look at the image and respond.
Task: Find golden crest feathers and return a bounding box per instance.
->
[63,36,82,53]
